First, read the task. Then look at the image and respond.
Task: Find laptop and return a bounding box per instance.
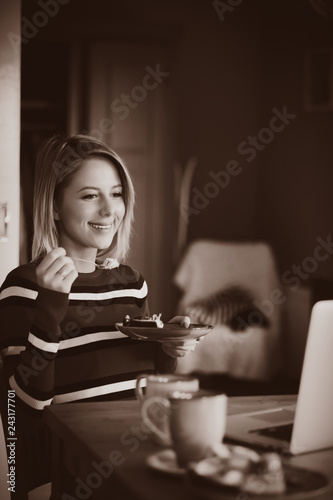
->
[225,300,333,455]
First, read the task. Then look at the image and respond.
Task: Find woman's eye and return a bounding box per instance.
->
[82,194,98,200]
[112,191,123,198]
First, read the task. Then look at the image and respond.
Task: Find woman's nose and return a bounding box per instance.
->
[99,197,114,217]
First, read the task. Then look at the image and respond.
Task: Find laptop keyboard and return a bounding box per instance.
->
[252,423,294,442]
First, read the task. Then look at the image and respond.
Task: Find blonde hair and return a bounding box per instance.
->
[32,134,135,263]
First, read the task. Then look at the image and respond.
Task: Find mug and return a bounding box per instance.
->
[136,374,199,445]
[142,389,227,466]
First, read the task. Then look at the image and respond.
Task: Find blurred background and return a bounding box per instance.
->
[1,0,333,319]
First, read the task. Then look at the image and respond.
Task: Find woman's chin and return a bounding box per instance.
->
[97,238,114,250]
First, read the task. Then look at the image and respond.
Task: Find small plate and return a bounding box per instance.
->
[185,450,329,500]
[186,465,329,500]
[115,323,213,342]
[146,449,185,475]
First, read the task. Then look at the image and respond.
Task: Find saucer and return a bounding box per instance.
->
[146,449,185,475]
[115,323,213,342]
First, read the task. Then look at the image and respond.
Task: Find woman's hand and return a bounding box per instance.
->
[168,315,191,328]
[161,315,202,358]
[36,247,78,294]
[161,339,198,358]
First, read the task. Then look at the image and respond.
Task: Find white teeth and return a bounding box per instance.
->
[89,223,112,229]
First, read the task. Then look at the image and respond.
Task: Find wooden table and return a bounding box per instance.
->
[44,395,333,500]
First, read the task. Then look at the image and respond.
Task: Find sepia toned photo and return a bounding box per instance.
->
[1,1,333,498]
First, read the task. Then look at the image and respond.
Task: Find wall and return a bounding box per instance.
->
[169,0,333,292]
[175,1,262,245]
[256,0,333,283]
[0,4,20,497]
[0,2,20,495]
[173,0,333,283]
[0,1,21,286]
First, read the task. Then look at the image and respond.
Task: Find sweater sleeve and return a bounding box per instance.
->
[0,268,69,416]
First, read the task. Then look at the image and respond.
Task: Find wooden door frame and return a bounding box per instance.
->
[87,41,179,317]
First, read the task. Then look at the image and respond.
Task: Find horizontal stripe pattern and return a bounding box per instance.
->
[58,330,127,350]
[0,329,130,356]
[0,286,38,301]
[10,376,148,409]
[0,280,147,303]
[69,281,148,302]
[56,338,134,359]
[28,333,59,353]
[1,346,26,356]
[9,375,53,411]
[53,377,147,404]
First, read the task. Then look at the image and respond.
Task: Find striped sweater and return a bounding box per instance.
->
[0,262,176,494]
[0,261,177,409]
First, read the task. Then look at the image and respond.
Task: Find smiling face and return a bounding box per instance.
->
[54,157,126,261]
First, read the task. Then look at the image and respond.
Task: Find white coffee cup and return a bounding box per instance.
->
[142,389,227,465]
[136,374,199,445]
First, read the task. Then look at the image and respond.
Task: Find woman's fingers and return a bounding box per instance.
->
[168,315,191,328]
[36,247,67,275]
[54,264,76,282]
[52,260,75,279]
[36,248,78,293]
[58,268,79,288]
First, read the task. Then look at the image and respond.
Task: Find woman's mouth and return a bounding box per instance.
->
[88,222,112,230]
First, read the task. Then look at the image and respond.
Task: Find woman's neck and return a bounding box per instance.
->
[72,258,97,273]
[65,250,98,273]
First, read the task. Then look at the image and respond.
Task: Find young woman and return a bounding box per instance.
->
[0,135,196,497]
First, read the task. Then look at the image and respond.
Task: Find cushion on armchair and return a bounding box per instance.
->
[184,286,270,332]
